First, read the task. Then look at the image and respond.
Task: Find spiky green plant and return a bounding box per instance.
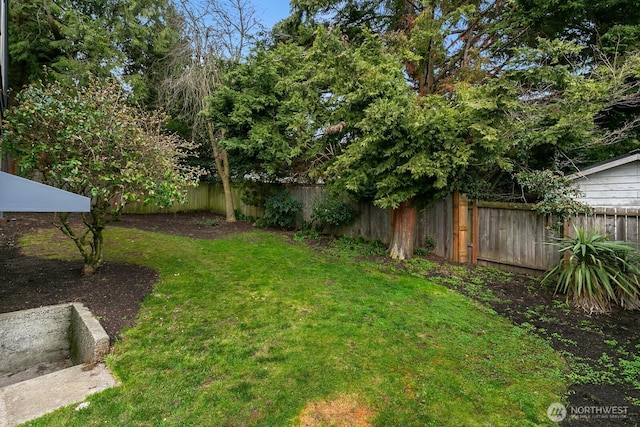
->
[543,227,640,314]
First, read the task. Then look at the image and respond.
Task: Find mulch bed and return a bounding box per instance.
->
[0,212,253,343]
[460,269,640,426]
[0,212,638,426]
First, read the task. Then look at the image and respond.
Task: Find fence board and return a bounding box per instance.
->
[124,184,640,275]
[290,186,324,226]
[419,195,453,259]
[572,208,640,248]
[474,203,559,274]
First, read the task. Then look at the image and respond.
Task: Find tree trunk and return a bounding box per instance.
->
[207,123,236,222]
[388,199,417,260]
[82,226,104,277]
[219,149,236,222]
[56,212,104,277]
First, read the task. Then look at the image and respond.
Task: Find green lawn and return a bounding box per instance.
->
[21,228,567,426]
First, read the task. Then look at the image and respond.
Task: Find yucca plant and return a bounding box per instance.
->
[542,226,640,314]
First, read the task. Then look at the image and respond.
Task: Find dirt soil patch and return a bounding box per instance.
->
[440,265,640,426]
[297,395,374,427]
[0,212,253,344]
[0,212,638,426]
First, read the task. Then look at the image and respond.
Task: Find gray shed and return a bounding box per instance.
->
[569,151,640,208]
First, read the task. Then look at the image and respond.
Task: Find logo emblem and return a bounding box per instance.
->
[547,402,567,422]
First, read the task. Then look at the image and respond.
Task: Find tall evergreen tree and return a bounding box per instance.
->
[275,1,565,259]
[8,0,177,104]
[208,0,640,259]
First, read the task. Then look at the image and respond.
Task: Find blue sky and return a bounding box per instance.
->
[255,0,293,29]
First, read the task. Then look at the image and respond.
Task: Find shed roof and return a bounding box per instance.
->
[568,150,640,180]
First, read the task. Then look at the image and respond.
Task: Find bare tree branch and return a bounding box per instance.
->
[155,0,262,222]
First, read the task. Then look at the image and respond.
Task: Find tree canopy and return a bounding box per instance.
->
[205,41,322,180]
[208,0,640,259]
[155,0,262,222]
[9,0,178,104]
[6,0,640,261]
[207,24,522,257]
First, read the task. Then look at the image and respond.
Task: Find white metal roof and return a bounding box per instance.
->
[0,171,90,213]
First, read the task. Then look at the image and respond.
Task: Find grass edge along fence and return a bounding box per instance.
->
[123,183,455,261]
[124,183,640,275]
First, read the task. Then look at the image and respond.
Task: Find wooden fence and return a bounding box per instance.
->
[124,184,640,275]
[290,186,457,260]
[470,203,640,275]
[123,183,264,219]
[572,207,640,243]
[471,201,559,275]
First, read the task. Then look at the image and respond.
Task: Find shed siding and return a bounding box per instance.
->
[574,161,640,207]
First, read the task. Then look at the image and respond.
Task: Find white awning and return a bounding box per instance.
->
[0,171,90,212]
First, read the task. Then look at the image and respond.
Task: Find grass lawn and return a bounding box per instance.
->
[21,228,567,426]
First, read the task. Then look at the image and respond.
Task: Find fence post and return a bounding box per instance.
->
[453,191,469,263]
[562,217,572,265]
[563,217,571,238]
[471,200,478,264]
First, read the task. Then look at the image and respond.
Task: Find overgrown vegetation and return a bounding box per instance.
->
[311,197,358,231]
[261,189,302,228]
[516,170,592,233]
[206,1,640,261]
[543,226,640,314]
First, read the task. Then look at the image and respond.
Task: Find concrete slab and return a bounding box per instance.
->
[0,303,116,426]
[0,362,118,427]
[0,358,72,388]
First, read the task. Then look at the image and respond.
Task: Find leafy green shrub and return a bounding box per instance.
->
[326,236,387,258]
[240,182,277,207]
[516,170,592,233]
[414,236,436,256]
[542,226,640,314]
[2,76,200,276]
[263,189,302,228]
[426,236,436,252]
[311,197,358,230]
[425,236,437,253]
